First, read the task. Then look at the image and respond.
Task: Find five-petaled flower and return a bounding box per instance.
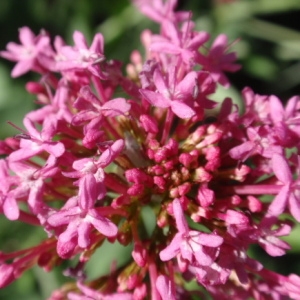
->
[160,198,223,268]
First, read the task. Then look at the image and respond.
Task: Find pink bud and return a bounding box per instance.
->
[179,153,193,168]
[197,186,215,207]
[194,167,212,182]
[165,139,178,156]
[247,196,263,212]
[133,283,147,300]
[0,264,15,288]
[223,210,249,225]
[25,81,45,94]
[204,146,221,171]
[178,182,191,196]
[154,148,169,163]
[132,243,148,267]
[153,176,166,190]
[140,115,158,134]
[127,183,145,196]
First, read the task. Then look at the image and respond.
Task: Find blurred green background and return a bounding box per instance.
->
[1,0,300,299]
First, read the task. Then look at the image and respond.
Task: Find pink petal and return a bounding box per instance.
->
[176,71,197,95]
[23,117,40,139]
[78,221,91,248]
[210,34,227,56]
[8,145,41,161]
[3,195,19,220]
[229,141,255,161]
[270,95,284,123]
[224,210,249,225]
[90,33,104,54]
[153,68,169,94]
[47,207,80,226]
[78,174,98,210]
[170,100,195,119]
[285,96,299,118]
[41,117,57,140]
[57,226,78,259]
[197,232,223,247]
[187,32,210,50]
[272,154,292,184]
[19,27,35,46]
[102,98,131,117]
[89,212,118,237]
[173,198,189,233]
[194,249,214,266]
[139,89,170,108]
[289,193,300,222]
[159,233,181,261]
[44,142,65,158]
[98,139,124,166]
[156,275,176,300]
[261,238,290,257]
[73,31,88,49]
[11,60,34,77]
[268,185,290,216]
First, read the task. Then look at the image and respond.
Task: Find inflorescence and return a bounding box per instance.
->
[1,0,300,299]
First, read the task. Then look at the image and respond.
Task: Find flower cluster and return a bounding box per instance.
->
[1,0,300,299]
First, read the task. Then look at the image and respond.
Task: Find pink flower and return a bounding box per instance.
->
[1,0,300,298]
[150,20,210,65]
[159,198,223,267]
[8,117,65,161]
[55,31,105,78]
[26,78,74,129]
[139,67,197,118]
[7,155,60,215]
[269,94,300,147]
[229,126,282,161]
[47,174,118,257]
[196,34,241,87]
[257,217,291,257]
[0,27,52,77]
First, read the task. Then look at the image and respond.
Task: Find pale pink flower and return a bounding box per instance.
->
[160,198,223,266]
[0,27,52,77]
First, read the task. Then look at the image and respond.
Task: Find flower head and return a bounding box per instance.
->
[1,0,300,299]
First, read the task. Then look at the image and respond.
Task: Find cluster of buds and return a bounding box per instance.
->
[1,0,300,299]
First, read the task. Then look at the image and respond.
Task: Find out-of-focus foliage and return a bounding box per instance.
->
[1,0,300,298]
